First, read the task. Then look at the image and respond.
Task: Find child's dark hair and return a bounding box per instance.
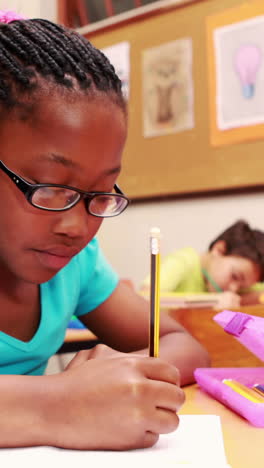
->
[0,18,125,112]
[209,220,264,280]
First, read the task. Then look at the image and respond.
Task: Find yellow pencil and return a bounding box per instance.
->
[222,379,264,403]
[149,227,160,358]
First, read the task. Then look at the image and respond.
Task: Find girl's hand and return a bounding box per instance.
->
[64,344,132,370]
[49,347,185,451]
[215,291,241,310]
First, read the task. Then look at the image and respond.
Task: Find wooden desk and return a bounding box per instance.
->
[60,304,264,363]
[57,329,101,353]
[58,309,263,467]
[181,384,263,468]
[168,305,264,367]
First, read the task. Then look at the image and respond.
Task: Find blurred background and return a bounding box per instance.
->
[1,0,264,290]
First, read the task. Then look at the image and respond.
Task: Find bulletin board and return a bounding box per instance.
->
[83,0,264,200]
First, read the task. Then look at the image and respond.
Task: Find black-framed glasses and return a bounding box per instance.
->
[0,160,129,218]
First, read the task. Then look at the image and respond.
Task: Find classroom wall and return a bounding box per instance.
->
[97,191,264,289]
[0,0,57,22]
[4,1,264,289]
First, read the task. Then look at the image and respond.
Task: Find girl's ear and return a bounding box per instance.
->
[210,240,227,256]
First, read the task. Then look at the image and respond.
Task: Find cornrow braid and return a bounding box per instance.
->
[36,20,119,90]
[0,18,124,109]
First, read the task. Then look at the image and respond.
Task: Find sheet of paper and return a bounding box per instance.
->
[140,291,219,309]
[0,415,231,467]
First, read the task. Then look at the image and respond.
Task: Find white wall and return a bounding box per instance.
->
[0,0,57,21]
[2,0,264,289]
[97,191,264,289]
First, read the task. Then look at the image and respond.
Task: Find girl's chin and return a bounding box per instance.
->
[17,268,61,285]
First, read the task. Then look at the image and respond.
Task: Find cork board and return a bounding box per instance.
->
[83,0,264,200]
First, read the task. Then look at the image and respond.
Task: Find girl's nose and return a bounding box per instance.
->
[229,282,240,293]
[52,202,96,239]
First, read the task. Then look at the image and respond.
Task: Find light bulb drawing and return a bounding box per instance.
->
[234,44,262,99]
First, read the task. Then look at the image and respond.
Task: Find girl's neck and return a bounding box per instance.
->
[0,265,38,303]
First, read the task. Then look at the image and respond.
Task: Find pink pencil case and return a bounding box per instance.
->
[194,310,264,427]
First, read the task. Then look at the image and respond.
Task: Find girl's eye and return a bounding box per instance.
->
[26,178,39,185]
[22,173,40,184]
[232,272,241,283]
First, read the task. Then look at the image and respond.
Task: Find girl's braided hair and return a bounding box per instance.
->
[0,16,125,111]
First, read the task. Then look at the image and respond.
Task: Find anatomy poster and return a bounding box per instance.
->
[207,1,264,145]
[142,38,194,137]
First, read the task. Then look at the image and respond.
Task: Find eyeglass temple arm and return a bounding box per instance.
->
[0,160,30,193]
[0,160,127,200]
[114,183,124,195]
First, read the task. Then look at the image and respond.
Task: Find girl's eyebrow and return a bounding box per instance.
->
[36,153,121,175]
[37,153,79,168]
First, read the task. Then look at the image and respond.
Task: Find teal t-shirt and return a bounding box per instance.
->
[0,238,118,376]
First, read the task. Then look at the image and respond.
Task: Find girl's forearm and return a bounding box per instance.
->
[0,374,59,447]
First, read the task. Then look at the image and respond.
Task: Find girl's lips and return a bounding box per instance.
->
[34,250,73,270]
[36,246,80,257]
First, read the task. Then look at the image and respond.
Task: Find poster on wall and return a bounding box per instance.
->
[102,41,130,100]
[207,1,264,146]
[142,38,194,138]
[215,16,264,130]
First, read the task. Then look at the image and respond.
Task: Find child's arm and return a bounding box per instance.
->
[240,290,263,305]
[240,283,264,305]
[80,280,210,386]
[215,291,241,309]
[0,374,54,447]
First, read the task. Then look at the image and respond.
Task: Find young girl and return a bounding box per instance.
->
[0,13,209,450]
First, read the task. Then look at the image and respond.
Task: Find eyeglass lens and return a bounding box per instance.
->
[31,186,127,215]
[32,187,80,210]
